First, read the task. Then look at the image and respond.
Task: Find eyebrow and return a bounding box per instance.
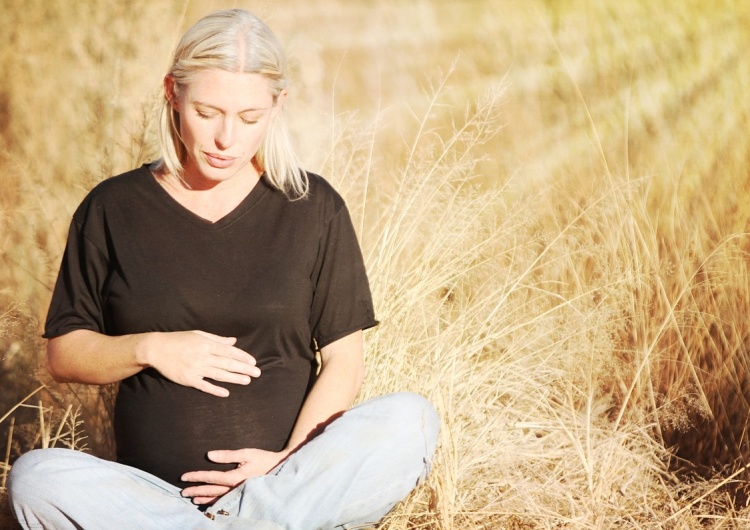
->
[192,101,271,114]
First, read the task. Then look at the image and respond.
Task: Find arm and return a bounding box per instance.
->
[181,329,366,504]
[284,329,365,450]
[47,329,260,398]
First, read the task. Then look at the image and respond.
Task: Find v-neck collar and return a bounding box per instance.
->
[142,164,270,231]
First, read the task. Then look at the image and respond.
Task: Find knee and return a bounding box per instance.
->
[393,392,440,445]
[364,392,441,457]
[375,393,440,483]
[8,449,78,504]
[8,450,44,504]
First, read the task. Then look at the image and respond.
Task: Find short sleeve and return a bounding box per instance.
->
[44,209,110,338]
[309,203,378,349]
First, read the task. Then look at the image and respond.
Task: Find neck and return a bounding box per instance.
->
[152,164,261,223]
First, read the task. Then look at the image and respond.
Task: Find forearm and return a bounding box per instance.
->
[49,329,258,396]
[284,331,365,452]
[46,329,151,385]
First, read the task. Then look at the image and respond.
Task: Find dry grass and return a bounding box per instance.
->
[3,0,750,528]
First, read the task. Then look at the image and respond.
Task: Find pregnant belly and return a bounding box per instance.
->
[113,365,312,488]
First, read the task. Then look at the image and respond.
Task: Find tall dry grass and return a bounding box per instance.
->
[3,0,750,528]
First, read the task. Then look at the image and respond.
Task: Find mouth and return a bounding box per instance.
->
[204,152,237,169]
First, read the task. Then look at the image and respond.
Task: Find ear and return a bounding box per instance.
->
[271,89,288,118]
[164,75,179,111]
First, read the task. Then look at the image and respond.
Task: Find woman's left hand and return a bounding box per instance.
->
[180,448,290,505]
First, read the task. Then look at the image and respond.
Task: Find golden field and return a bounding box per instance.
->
[2,0,750,528]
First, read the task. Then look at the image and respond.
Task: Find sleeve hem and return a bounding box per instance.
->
[42,324,99,340]
[315,318,379,350]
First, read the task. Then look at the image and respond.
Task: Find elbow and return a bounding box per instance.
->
[319,330,367,398]
[319,349,365,398]
[45,338,72,383]
[353,355,365,393]
[342,352,365,399]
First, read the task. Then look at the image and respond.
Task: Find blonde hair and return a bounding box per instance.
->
[155,9,308,199]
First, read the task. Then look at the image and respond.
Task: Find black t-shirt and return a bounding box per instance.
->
[44,164,378,487]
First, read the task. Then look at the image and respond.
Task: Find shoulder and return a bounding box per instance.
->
[301,171,347,214]
[73,165,153,222]
[266,171,352,236]
[83,164,152,202]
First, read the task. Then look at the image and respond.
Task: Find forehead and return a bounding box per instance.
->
[184,69,274,109]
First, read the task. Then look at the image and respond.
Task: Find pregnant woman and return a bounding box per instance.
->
[8,9,439,529]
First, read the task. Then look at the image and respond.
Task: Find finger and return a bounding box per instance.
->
[192,496,220,505]
[206,449,248,464]
[207,354,261,379]
[205,369,252,386]
[194,379,230,398]
[221,347,260,367]
[182,484,231,499]
[191,330,237,345]
[182,470,239,486]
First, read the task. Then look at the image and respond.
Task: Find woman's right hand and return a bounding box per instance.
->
[46,328,259,397]
[142,330,261,397]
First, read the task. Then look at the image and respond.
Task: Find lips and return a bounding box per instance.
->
[204,152,236,169]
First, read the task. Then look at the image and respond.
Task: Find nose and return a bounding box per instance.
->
[215,117,235,150]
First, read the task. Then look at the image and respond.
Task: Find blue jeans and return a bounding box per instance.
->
[8,392,439,530]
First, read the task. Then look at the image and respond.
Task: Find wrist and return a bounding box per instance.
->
[134,332,158,368]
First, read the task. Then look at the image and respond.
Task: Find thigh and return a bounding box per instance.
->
[8,448,211,530]
[209,392,440,530]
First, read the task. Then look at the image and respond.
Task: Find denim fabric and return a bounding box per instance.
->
[8,393,439,530]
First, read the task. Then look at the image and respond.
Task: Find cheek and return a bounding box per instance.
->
[253,122,273,144]
[241,128,267,152]
[180,118,207,147]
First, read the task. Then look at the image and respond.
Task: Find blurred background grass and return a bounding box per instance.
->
[3,0,750,527]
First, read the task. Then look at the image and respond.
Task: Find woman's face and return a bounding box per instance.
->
[167,69,284,188]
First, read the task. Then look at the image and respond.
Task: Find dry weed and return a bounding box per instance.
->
[3,1,750,529]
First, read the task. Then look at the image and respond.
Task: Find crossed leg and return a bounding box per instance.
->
[8,393,439,530]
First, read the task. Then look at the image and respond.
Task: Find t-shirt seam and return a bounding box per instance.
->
[72,216,110,265]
